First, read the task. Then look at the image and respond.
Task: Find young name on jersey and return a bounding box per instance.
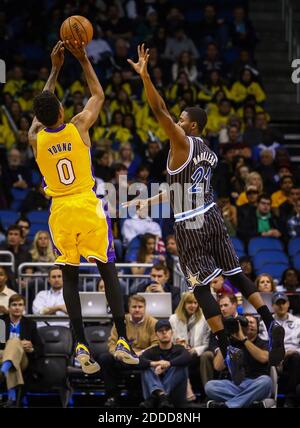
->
[48,142,72,155]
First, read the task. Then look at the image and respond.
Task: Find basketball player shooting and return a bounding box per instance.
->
[28,41,138,374]
[127,44,285,383]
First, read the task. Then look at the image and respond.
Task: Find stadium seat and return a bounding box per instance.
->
[248,237,284,257]
[28,223,50,240]
[27,210,49,224]
[124,235,142,263]
[253,251,289,270]
[24,326,73,407]
[231,237,246,258]
[84,325,111,362]
[0,210,19,228]
[288,238,300,258]
[255,263,289,281]
[292,254,300,270]
[10,188,29,211]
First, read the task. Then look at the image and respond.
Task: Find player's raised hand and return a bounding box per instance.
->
[51,41,65,69]
[65,40,87,62]
[127,44,150,77]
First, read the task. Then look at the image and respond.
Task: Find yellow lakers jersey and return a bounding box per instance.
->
[36,123,95,197]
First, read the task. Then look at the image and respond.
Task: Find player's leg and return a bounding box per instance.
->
[49,198,99,374]
[212,208,285,365]
[175,220,244,384]
[79,196,138,364]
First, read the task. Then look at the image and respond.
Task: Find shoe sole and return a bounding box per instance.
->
[76,354,100,374]
[114,350,139,365]
[269,325,285,366]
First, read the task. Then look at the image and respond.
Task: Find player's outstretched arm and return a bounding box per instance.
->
[66,40,104,132]
[28,41,65,156]
[128,44,187,152]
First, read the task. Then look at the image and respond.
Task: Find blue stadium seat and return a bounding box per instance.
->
[288,238,300,258]
[253,251,289,270]
[292,254,300,271]
[29,223,50,240]
[10,188,28,211]
[255,263,290,281]
[0,210,19,229]
[231,237,246,258]
[27,210,49,224]
[124,235,142,263]
[248,237,284,257]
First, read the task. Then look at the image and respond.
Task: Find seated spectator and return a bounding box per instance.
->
[30,231,55,272]
[271,292,300,407]
[278,269,300,293]
[118,142,141,181]
[139,319,192,408]
[32,267,68,325]
[100,5,132,41]
[3,66,26,96]
[169,292,211,401]
[287,199,300,239]
[199,42,225,79]
[198,69,231,106]
[205,315,271,408]
[130,233,165,277]
[244,111,284,153]
[0,266,16,315]
[16,217,32,251]
[255,149,278,195]
[164,27,199,61]
[217,196,237,237]
[137,264,180,312]
[240,256,255,281]
[99,294,158,407]
[192,3,227,49]
[237,194,282,244]
[165,235,179,277]
[0,225,32,274]
[93,150,113,182]
[167,71,197,104]
[231,50,259,82]
[7,148,32,191]
[172,51,198,83]
[237,185,259,213]
[229,6,257,51]
[279,186,300,227]
[271,175,294,210]
[32,66,63,99]
[230,68,266,106]
[236,171,263,206]
[255,274,276,293]
[85,25,113,67]
[0,294,43,407]
[105,70,131,100]
[122,211,162,246]
[206,98,234,135]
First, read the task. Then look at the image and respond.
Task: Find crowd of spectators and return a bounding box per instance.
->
[0,0,300,408]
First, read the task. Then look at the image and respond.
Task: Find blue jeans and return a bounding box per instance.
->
[205,375,272,408]
[141,366,188,406]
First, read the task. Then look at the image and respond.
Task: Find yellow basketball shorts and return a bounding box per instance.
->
[48,191,115,265]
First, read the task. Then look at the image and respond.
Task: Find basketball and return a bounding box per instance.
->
[60,15,93,45]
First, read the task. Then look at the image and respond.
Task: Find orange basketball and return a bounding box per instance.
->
[60,15,93,45]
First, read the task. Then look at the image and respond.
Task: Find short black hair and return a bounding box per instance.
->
[33,90,60,127]
[184,107,207,132]
[257,193,271,204]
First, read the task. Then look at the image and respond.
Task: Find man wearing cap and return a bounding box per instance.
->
[272,292,300,407]
[139,319,192,408]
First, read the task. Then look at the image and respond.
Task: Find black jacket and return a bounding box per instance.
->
[0,315,43,362]
[140,344,192,369]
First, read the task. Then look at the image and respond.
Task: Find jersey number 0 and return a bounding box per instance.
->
[56,158,75,185]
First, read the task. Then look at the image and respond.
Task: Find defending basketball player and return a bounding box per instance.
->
[127,44,285,383]
[28,41,138,374]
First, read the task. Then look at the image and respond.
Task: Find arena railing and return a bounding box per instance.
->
[0,250,16,272]
[18,262,153,313]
